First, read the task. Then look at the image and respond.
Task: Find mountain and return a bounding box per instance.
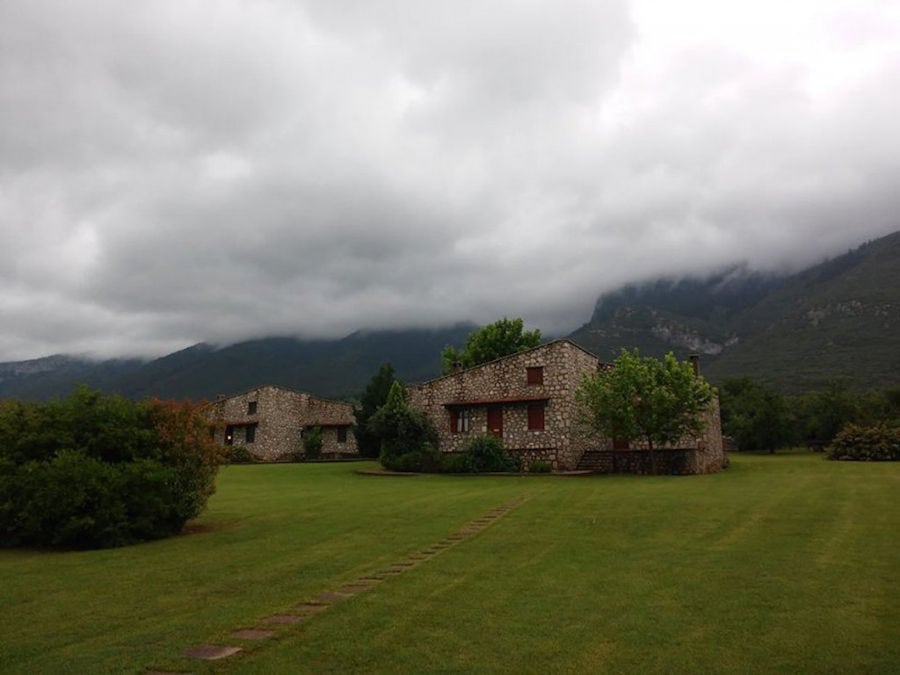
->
[1,232,897,401]
[0,325,474,402]
[568,231,900,392]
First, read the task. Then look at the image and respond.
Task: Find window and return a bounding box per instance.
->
[450,408,471,433]
[527,404,545,431]
[245,425,256,443]
[247,401,257,415]
[337,426,348,443]
[225,425,235,445]
[526,366,544,385]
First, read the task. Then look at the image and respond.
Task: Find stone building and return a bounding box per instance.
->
[407,339,725,474]
[210,385,357,461]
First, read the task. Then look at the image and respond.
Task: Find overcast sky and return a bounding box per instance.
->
[1,0,898,362]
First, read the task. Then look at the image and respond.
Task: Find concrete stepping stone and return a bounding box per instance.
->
[230,629,274,640]
[339,583,373,593]
[182,644,242,660]
[295,603,328,613]
[312,591,352,603]
[264,614,307,624]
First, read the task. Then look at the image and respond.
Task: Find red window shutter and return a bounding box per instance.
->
[526,367,543,385]
[527,404,545,430]
[450,409,459,433]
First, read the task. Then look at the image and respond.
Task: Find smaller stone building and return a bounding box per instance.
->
[210,385,357,461]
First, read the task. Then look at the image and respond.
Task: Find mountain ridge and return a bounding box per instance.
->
[1,232,897,400]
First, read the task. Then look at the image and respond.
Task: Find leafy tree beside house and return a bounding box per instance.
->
[354,362,398,458]
[367,381,441,472]
[576,349,713,474]
[441,317,541,374]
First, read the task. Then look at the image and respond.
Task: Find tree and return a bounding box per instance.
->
[441,317,541,374]
[301,426,323,459]
[367,381,439,471]
[720,377,793,452]
[354,363,398,458]
[575,350,713,474]
[794,380,862,444]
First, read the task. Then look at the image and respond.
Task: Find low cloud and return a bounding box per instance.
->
[1,0,898,360]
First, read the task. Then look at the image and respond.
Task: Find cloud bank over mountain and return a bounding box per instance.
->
[1,0,898,360]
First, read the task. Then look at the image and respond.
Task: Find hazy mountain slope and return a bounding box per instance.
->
[0,326,473,402]
[704,231,900,390]
[569,231,899,391]
[0,355,143,400]
[1,232,896,401]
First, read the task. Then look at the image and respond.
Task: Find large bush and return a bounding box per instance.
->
[0,388,222,549]
[826,424,900,461]
[453,435,521,473]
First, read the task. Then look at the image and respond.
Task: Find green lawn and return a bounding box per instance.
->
[1,453,897,673]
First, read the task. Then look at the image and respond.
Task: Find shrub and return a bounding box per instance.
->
[302,426,324,460]
[382,447,445,473]
[0,389,221,549]
[826,424,900,461]
[458,435,521,473]
[227,445,255,464]
[528,460,553,473]
[440,453,470,474]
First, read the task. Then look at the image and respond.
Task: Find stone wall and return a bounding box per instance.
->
[210,385,357,461]
[408,340,727,475]
[408,340,601,470]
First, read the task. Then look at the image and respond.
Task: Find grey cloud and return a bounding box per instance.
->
[0,0,898,361]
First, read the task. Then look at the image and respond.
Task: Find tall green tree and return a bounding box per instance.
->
[720,377,793,452]
[367,381,439,470]
[576,350,713,474]
[441,317,541,374]
[354,363,398,458]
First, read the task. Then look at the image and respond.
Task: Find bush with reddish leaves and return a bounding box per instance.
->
[0,388,222,549]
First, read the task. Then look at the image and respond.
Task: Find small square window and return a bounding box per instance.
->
[526,367,544,385]
[527,404,545,431]
[247,401,257,415]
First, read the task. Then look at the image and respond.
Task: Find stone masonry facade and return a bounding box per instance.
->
[210,385,357,461]
[409,340,603,471]
[408,339,726,473]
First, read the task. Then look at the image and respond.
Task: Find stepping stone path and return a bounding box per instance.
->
[170,496,526,669]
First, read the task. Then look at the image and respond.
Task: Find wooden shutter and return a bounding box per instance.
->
[527,404,545,430]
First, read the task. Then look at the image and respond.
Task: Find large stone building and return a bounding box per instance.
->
[408,339,725,474]
[210,385,357,461]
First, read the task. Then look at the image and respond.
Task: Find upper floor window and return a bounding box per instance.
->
[247,401,257,415]
[526,366,544,385]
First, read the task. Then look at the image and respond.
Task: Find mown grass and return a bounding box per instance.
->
[0,453,897,673]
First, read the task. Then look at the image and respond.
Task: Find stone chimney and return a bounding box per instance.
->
[689,354,700,376]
